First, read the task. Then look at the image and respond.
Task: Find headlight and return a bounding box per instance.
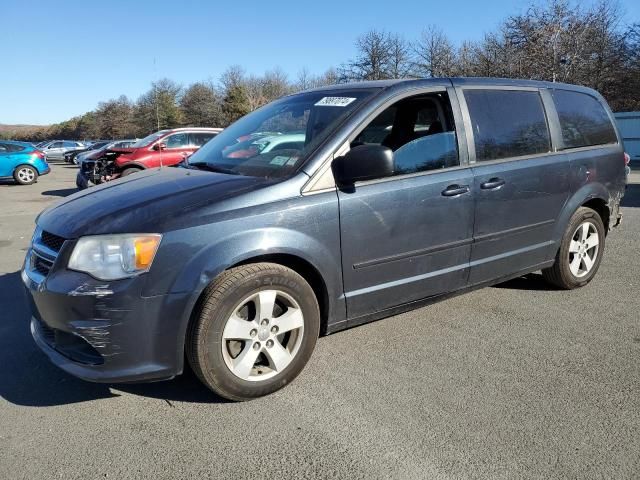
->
[68,234,162,280]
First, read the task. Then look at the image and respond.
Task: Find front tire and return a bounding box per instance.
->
[14,165,38,185]
[187,263,320,401]
[120,167,142,177]
[542,207,605,289]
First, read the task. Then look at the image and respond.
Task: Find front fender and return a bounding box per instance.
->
[152,226,344,373]
[169,227,341,299]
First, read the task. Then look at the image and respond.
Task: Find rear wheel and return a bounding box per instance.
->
[542,207,605,289]
[187,263,320,401]
[13,165,38,185]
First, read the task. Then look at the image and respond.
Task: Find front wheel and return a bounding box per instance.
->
[14,165,38,185]
[187,263,320,401]
[542,207,605,289]
[120,167,142,177]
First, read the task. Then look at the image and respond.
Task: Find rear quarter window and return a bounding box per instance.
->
[464,89,551,162]
[0,143,25,152]
[191,132,217,146]
[552,90,617,149]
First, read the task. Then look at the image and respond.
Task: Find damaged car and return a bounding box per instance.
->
[23,78,627,401]
[76,128,222,189]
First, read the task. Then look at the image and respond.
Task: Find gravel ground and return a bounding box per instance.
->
[1,163,638,479]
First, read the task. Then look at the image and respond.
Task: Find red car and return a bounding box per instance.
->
[113,127,222,173]
[77,128,222,189]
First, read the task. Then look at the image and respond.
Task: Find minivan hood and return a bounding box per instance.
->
[37,167,273,238]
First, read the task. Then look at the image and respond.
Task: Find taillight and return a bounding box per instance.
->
[33,150,45,160]
[624,152,630,166]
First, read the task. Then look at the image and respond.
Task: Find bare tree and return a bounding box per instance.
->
[341,29,394,81]
[387,34,413,78]
[412,26,457,77]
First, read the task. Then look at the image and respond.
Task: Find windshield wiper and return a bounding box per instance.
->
[188,162,239,175]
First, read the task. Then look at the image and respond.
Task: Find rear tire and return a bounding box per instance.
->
[121,167,142,177]
[13,165,38,185]
[187,263,320,401]
[542,207,605,289]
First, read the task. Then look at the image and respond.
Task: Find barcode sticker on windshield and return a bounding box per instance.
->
[315,97,356,107]
[270,156,289,166]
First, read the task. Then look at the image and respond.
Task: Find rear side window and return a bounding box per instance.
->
[552,90,617,149]
[191,132,217,147]
[464,89,551,161]
[0,143,25,152]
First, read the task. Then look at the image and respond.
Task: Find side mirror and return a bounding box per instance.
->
[332,144,394,185]
[153,143,167,151]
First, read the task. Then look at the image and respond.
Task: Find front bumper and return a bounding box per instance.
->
[76,168,90,189]
[22,256,191,383]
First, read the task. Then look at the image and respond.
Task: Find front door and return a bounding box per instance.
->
[337,90,474,320]
[45,141,64,160]
[152,132,195,167]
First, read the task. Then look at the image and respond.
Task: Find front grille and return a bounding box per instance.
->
[32,254,54,276]
[40,231,65,252]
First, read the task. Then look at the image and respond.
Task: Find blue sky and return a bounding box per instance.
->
[2,0,639,124]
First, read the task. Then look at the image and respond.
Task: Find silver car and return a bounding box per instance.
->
[40,140,85,160]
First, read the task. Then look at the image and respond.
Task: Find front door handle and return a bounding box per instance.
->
[480,177,505,190]
[441,184,470,197]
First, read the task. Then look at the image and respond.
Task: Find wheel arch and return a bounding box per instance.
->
[233,253,331,335]
[119,162,146,171]
[549,183,611,259]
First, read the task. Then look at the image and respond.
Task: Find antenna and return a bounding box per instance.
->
[153,57,162,169]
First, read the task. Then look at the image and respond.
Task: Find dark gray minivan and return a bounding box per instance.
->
[23,78,627,400]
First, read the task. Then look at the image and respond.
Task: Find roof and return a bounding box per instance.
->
[163,127,223,133]
[301,77,598,95]
[0,139,33,147]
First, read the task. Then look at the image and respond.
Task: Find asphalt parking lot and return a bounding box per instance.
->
[1,163,639,479]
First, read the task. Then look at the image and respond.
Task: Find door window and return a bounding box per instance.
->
[63,141,77,148]
[552,90,617,149]
[352,92,459,176]
[464,89,551,161]
[190,132,217,147]
[164,133,190,148]
[49,141,64,149]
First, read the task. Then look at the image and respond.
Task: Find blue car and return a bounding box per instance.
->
[0,140,50,185]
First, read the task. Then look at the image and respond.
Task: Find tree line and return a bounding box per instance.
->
[4,0,639,142]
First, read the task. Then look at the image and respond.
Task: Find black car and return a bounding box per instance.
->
[23,78,627,401]
[64,141,110,164]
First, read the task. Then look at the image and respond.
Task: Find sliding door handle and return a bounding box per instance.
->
[441,184,470,197]
[480,177,505,190]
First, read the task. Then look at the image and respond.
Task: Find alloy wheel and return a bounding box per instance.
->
[17,167,35,183]
[568,221,599,278]
[221,289,304,382]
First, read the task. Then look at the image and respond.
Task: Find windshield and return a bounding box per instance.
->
[131,131,169,148]
[187,89,377,178]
